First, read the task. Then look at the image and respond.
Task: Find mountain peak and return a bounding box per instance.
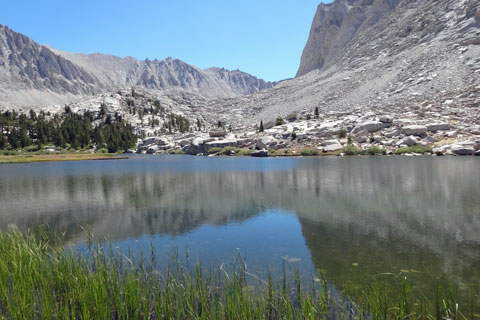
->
[297,0,402,77]
[0,24,275,108]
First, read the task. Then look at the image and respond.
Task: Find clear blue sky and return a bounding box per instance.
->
[0,1,332,82]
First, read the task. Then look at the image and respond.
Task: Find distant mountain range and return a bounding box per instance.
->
[1,0,479,124]
[0,24,274,108]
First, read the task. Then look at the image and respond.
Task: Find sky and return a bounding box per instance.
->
[0,0,332,82]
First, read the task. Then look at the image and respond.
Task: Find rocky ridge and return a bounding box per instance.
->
[0,24,275,108]
[51,49,275,98]
[0,24,104,107]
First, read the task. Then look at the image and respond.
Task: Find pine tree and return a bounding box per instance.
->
[0,133,6,149]
[8,128,19,149]
[259,120,264,132]
[314,106,319,119]
[19,127,31,148]
[55,130,66,148]
[99,103,107,119]
[0,108,137,152]
[29,109,37,121]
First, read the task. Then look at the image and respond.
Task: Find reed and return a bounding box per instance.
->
[0,227,478,319]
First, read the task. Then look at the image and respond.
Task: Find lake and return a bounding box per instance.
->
[0,155,479,297]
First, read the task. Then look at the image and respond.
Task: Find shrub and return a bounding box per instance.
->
[291,132,297,141]
[275,117,285,126]
[338,128,347,139]
[97,148,108,154]
[342,145,362,156]
[222,146,241,155]
[2,150,18,156]
[238,149,253,156]
[207,147,223,154]
[217,147,240,155]
[301,149,318,156]
[362,146,386,155]
[25,145,40,152]
[394,145,432,155]
[175,150,186,155]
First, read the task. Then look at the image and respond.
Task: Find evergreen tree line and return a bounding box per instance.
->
[0,108,137,153]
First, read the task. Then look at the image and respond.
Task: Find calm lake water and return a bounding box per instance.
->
[1,155,479,293]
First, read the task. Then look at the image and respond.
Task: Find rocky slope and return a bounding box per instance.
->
[122,0,480,157]
[202,0,479,127]
[0,24,104,107]
[0,24,274,108]
[297,0,403,77]
[1,0,479,157]
[51,49,274,98]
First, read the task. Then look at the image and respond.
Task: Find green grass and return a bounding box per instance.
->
[208,147,250,156]
[238,149,254,156]
[394,145,433,155]
[362,146,387,156]
[300,149,318,156]
[0,227,478,319]
[207,147,224,154]
[342,145,362,156]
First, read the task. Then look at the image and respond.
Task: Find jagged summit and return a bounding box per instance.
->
[0,24,275,108]
[0,24,104,106]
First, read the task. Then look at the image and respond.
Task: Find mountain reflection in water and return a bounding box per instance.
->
[0,156,479,288]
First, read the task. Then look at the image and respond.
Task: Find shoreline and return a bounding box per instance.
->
[1,149,478,164]
[0,153,127,164]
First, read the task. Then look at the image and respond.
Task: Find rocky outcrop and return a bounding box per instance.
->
[204,139,238,153]
[352,121,383,134]
[256,136,278,150]
[297,0,402,77]
[402,125,427,136]
[452,144,476,155]
[251,149,269,157]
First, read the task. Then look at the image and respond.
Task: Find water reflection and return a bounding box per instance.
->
[0,156,479,287]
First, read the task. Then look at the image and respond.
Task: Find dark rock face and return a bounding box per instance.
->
[0,24,102,95]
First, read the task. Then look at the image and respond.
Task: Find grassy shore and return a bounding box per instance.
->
[0,152,126,164]
[0,227,478,319]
